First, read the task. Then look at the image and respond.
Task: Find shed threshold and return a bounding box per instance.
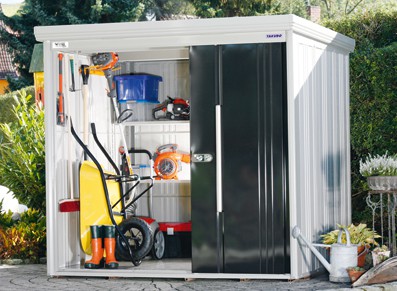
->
[55,259,291,279]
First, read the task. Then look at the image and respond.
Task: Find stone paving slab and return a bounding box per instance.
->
[1,264,397,291]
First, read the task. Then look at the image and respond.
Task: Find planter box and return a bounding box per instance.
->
[372,251,390,266]
[367,176,397,191]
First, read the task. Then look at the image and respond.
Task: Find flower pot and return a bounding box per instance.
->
[357,245,368,267]
[372,250,390,267]
[347,269,366,283]
[367,176,397,190]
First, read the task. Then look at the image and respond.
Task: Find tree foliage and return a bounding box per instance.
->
[322,5,397,50]
[0,0,193,91]
[306,0,396,20]
[191,0,308,18]
[1,0,394,91]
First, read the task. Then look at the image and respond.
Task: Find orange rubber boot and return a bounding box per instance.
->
[104,225,119,269]
[84,225,104,269]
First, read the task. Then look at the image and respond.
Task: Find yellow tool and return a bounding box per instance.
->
[79,161,123,254]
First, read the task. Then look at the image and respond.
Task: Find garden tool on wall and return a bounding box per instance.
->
[92,52,133,176]
[153,144,190,180]
[69,57,76,92]
[80,64,90,150]
[57,53,65,125]
[92,52,138,215]
[59,54,80,212]
[152,96,190,120]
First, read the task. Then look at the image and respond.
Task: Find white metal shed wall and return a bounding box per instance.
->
[45,51,121,272]
[288,33,351,278]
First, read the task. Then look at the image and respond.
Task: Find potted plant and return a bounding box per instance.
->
[371,245,390,267]
[321,223,381,267]
[346,266,366,283]
[360,153,397,190]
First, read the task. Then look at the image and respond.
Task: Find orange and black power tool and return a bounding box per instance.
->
[153,144,190,180]
[152,96,190,120]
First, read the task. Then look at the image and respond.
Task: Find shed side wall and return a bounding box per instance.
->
[45,50,120,274]
[289,33,351,278]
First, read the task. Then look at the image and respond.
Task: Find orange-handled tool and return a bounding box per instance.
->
[57,53,65,125]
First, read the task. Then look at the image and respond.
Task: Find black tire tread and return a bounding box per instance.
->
[116,217,154,261]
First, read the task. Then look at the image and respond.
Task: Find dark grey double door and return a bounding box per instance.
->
[190,43,290,274]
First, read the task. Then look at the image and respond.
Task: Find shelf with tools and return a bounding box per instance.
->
[116,58,191,224]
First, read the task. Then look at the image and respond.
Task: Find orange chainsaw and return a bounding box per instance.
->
[153,144,190,180]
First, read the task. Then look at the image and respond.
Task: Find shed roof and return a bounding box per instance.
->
[34,15,355,53]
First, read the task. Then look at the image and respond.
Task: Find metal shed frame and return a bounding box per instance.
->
[35,14,355,279]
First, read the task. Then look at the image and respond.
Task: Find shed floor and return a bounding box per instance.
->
[119,258,191,271]
[64,258,191,272]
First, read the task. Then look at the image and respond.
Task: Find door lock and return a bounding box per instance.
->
[192,153,213,163]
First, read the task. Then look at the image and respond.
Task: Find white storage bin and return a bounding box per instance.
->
[119,102,157,122]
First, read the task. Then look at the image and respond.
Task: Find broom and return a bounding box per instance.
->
[59,55,80,212]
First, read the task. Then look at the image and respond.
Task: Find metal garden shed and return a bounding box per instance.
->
[34,14,355,279]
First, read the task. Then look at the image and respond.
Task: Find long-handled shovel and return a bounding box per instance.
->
[59,54,80,212]
[80,64,90,156]
[57,53,65,126]
[92,52,137,214]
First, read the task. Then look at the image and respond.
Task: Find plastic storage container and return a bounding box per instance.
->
[114,75,162,103]
[119,102,156,122]
[159,222,192,258]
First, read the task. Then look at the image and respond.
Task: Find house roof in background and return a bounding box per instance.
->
[0,3,18,79]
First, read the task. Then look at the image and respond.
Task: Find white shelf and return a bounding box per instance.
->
[123,120,189,126]
[139,179,190,184]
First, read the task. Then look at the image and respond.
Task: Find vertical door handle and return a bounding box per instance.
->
[216,105,222,213]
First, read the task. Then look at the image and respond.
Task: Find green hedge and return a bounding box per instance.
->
[323,9,397,50]
[350,43,397,220]
[0,209,46,262]
[0,86,35,124]
[0,89,45,213]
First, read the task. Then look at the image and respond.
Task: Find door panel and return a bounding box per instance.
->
[190,46,219,273]
[190,43,290,274]
[260,43,290,274]
[222,44,261,273]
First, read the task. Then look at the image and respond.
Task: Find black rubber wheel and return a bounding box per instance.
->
[116,217,154,262]
[151,229,165,260]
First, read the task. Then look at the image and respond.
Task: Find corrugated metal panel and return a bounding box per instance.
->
[289,35,351,278]
[120,60,191,223]
[133,123,191,222]
[49,53,119,269]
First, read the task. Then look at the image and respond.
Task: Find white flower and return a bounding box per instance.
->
[360,153,397,177]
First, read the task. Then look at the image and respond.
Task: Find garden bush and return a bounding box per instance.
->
[0,209,46,262]
[0,89,45,213]
[0,200,16,229]
[323,8,397,50]
[0,86,35,124]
